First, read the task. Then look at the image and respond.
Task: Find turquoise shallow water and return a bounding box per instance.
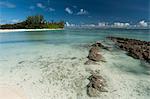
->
[0,28,149,45]
[0,28,149,78]
[0,28,150,99]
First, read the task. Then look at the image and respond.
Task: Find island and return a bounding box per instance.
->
[0,15,64,30]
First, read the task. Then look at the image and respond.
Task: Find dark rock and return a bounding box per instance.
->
[71,57,77,60]
[107,36,150,63]
[85,42,107,65]
[92,41,111,50]
[18,61,25,64]
[87,46,102,61]
[87,74,107,97]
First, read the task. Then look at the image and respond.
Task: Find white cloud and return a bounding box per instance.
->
[36,3,55,12]
[77,9,88,15]
[81,24,96,27]
[112,22,130,28]
[64,21,150,29]
[65,7,73,14]
[0,1,16,8]
[48,7,55,12]
[37,3,45,9]
[66,22,70,27]
[65,22,75,27]
[29,6,35,10]
[139,20,148,27]
[98,22,107,27]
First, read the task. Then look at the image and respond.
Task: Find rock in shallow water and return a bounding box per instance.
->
[85,42,107,65]
[87,74,107,97]
[92,41,111,51]
[87,46,102,61]
[107,36,150,63]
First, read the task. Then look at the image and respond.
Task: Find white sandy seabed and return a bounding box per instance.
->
[0,43,150,99]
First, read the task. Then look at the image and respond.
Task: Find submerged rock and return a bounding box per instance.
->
[87,74,107,97]
[87,46,102,61]
[18,61,25,64]
[107,36,150,63]
[85,42,107,65]
[92,41,111,51]
[71,57,77,60]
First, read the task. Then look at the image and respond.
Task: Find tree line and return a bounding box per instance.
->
[0,15,64,29]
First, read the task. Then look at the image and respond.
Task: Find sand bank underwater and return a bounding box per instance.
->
[0,42,150,99]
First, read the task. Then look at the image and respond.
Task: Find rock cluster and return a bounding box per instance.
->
[87,74,107,97]
[107,36,150,63]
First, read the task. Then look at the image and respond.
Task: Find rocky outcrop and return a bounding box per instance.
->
[87,74,107,97]
[87,46,102,61]
[85,42,107,65]
[85,46,102,65]
[107,36,150,63]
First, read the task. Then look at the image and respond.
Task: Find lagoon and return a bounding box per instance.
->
[0,28,150,99]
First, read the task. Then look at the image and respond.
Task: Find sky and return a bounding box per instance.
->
[0,0,149,25]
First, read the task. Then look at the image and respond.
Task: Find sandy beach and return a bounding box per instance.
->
[0,29,64,33]
[0,85,27,99]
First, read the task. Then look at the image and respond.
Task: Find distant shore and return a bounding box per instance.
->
[0,28,64,32]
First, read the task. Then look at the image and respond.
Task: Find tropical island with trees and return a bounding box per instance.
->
[0,15,64,29]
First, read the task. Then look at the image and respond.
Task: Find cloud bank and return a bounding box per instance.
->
[139,20,148,27]
[66,20,149,29]
[112,22,130,28]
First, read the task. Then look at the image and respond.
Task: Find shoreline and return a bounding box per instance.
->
[0,28,64,33]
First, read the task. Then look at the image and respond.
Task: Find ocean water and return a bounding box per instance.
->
[0,28,150,99]
[0,28,149,44]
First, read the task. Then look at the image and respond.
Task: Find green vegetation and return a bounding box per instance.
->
[0,15,64,29]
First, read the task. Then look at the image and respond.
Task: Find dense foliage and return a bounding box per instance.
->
[0,15,64,29]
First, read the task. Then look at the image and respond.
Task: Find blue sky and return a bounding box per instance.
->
[0,0,149,24]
